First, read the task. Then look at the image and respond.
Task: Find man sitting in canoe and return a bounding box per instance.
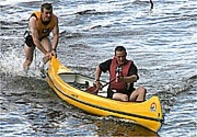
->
[94,46,146,102]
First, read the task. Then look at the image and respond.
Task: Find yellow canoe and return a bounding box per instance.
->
[46,57,164,132]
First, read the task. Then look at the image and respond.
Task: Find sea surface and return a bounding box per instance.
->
[0,0,196,136]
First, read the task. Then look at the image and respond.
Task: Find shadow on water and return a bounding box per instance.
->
[1,72,71,135]
[1,72,160,136]
[1,66,195,136]
[73,113,160,137]
[2,68,196,136]
[95,120,158,137]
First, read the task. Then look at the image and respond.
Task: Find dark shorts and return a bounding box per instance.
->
[107,88,136,99]
[24,31,48,47]
[25,35,36,47]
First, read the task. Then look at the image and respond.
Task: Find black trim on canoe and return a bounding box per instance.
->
[46,72,163,124]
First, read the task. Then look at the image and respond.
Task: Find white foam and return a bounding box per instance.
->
[0,47,44,78]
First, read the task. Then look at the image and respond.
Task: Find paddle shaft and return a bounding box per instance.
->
[86,78,116,94]
[101,78,116,88]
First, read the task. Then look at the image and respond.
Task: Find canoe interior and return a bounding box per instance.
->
[58,72,108,97]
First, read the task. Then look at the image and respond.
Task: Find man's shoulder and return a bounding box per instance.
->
[52,14,58,22]
[100,58,112,66]
[29,11,40,20]
[31,11,40,16]
[128,59,133,64]
[53,13,58,18]
[33,11,40,14]
[129,60,138,68]
[104,58,112,64]
[29,15,37,24]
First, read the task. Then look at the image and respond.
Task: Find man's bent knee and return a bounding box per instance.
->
[113,93,128,102]
[24,58,33,66]
[122,95,129,101]
[138,87,147,94]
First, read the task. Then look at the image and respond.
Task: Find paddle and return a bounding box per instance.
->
[86,78,116,95]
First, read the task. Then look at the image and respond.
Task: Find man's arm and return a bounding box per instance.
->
[119,62,139,83]
[51,15,59,51]
[29,16,48,55]
[121,75,138,83]
[94,65,103,90]
[95,65,102,81]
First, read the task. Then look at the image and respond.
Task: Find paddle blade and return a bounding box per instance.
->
[86,87,98,95]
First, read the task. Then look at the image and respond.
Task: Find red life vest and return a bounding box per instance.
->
[109,57,132,91]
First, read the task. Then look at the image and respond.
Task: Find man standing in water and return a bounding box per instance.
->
[23,3,59,71]
[94,46,146,102]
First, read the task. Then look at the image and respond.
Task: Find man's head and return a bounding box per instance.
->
[114,46,127,65]
[41,3,53,22]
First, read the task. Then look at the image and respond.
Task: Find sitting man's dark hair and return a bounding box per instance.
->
[115,46,127,55]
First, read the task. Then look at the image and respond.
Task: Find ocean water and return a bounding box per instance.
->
[0,0,196,136]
